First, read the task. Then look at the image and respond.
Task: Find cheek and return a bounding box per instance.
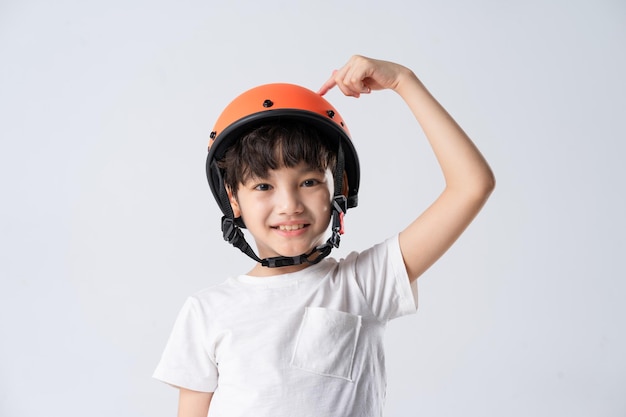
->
[313,193,332,218]
[238,194,271,219]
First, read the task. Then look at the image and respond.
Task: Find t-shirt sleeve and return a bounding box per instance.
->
[152,297,218,392]
[353,234,418,322]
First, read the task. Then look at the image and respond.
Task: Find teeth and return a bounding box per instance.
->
[278,224,305,231]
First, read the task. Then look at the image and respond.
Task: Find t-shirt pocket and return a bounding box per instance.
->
[290,307,362,381]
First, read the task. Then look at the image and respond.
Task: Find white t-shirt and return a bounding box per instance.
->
[153,235,418,417]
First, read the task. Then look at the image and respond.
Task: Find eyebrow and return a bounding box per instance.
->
[246,165,326,181]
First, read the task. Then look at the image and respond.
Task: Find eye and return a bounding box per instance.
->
[254,183,272,191]
[302,179,321,187]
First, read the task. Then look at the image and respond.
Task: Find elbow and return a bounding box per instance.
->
[483,170,496,195]
[476,170,496,203]
[447,165,496,204]
[464,169,496,203]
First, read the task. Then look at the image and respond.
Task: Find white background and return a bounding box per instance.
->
[1,1,625,416]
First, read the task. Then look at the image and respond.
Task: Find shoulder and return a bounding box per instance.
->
[335,235,404,271]
[185,278,241,313]
[319,235,406,287]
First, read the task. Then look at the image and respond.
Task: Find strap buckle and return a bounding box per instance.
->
[221,216,241,245]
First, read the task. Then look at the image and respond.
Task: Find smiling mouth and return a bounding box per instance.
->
[275,224,307,231]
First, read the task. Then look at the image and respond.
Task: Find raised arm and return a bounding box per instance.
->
[319,55,495,282]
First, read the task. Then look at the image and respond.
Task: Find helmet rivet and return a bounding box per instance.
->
[263,99,274,108]
[326,110,335,118]
[210,131,216,139]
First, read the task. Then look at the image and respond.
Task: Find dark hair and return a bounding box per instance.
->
[218,121,337,195]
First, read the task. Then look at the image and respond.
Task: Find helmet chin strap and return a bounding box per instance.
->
[221,195,347,268]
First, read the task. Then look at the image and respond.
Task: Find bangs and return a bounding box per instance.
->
[219,121,337,192]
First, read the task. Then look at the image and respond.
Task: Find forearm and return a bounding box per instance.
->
[394,70,495,195]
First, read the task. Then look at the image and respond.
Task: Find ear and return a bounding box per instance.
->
[227,187,242,218]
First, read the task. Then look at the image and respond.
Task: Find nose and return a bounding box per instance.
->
[276,186,304,215]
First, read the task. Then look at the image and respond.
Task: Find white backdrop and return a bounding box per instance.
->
[1,1,625,416]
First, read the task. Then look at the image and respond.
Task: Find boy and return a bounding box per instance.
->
[153,55,495,417]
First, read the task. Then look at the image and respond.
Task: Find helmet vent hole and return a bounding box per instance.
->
[263,99,274,108]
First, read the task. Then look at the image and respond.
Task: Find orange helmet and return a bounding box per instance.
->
[205,83,360,268]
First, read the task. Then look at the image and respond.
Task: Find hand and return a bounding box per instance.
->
[317,55,412,98]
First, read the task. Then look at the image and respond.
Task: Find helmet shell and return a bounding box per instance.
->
[206,83,360,219]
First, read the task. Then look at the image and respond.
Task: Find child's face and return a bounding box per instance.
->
[229,162,334,263]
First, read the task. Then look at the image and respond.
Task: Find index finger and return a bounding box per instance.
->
[317,70,338,96]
